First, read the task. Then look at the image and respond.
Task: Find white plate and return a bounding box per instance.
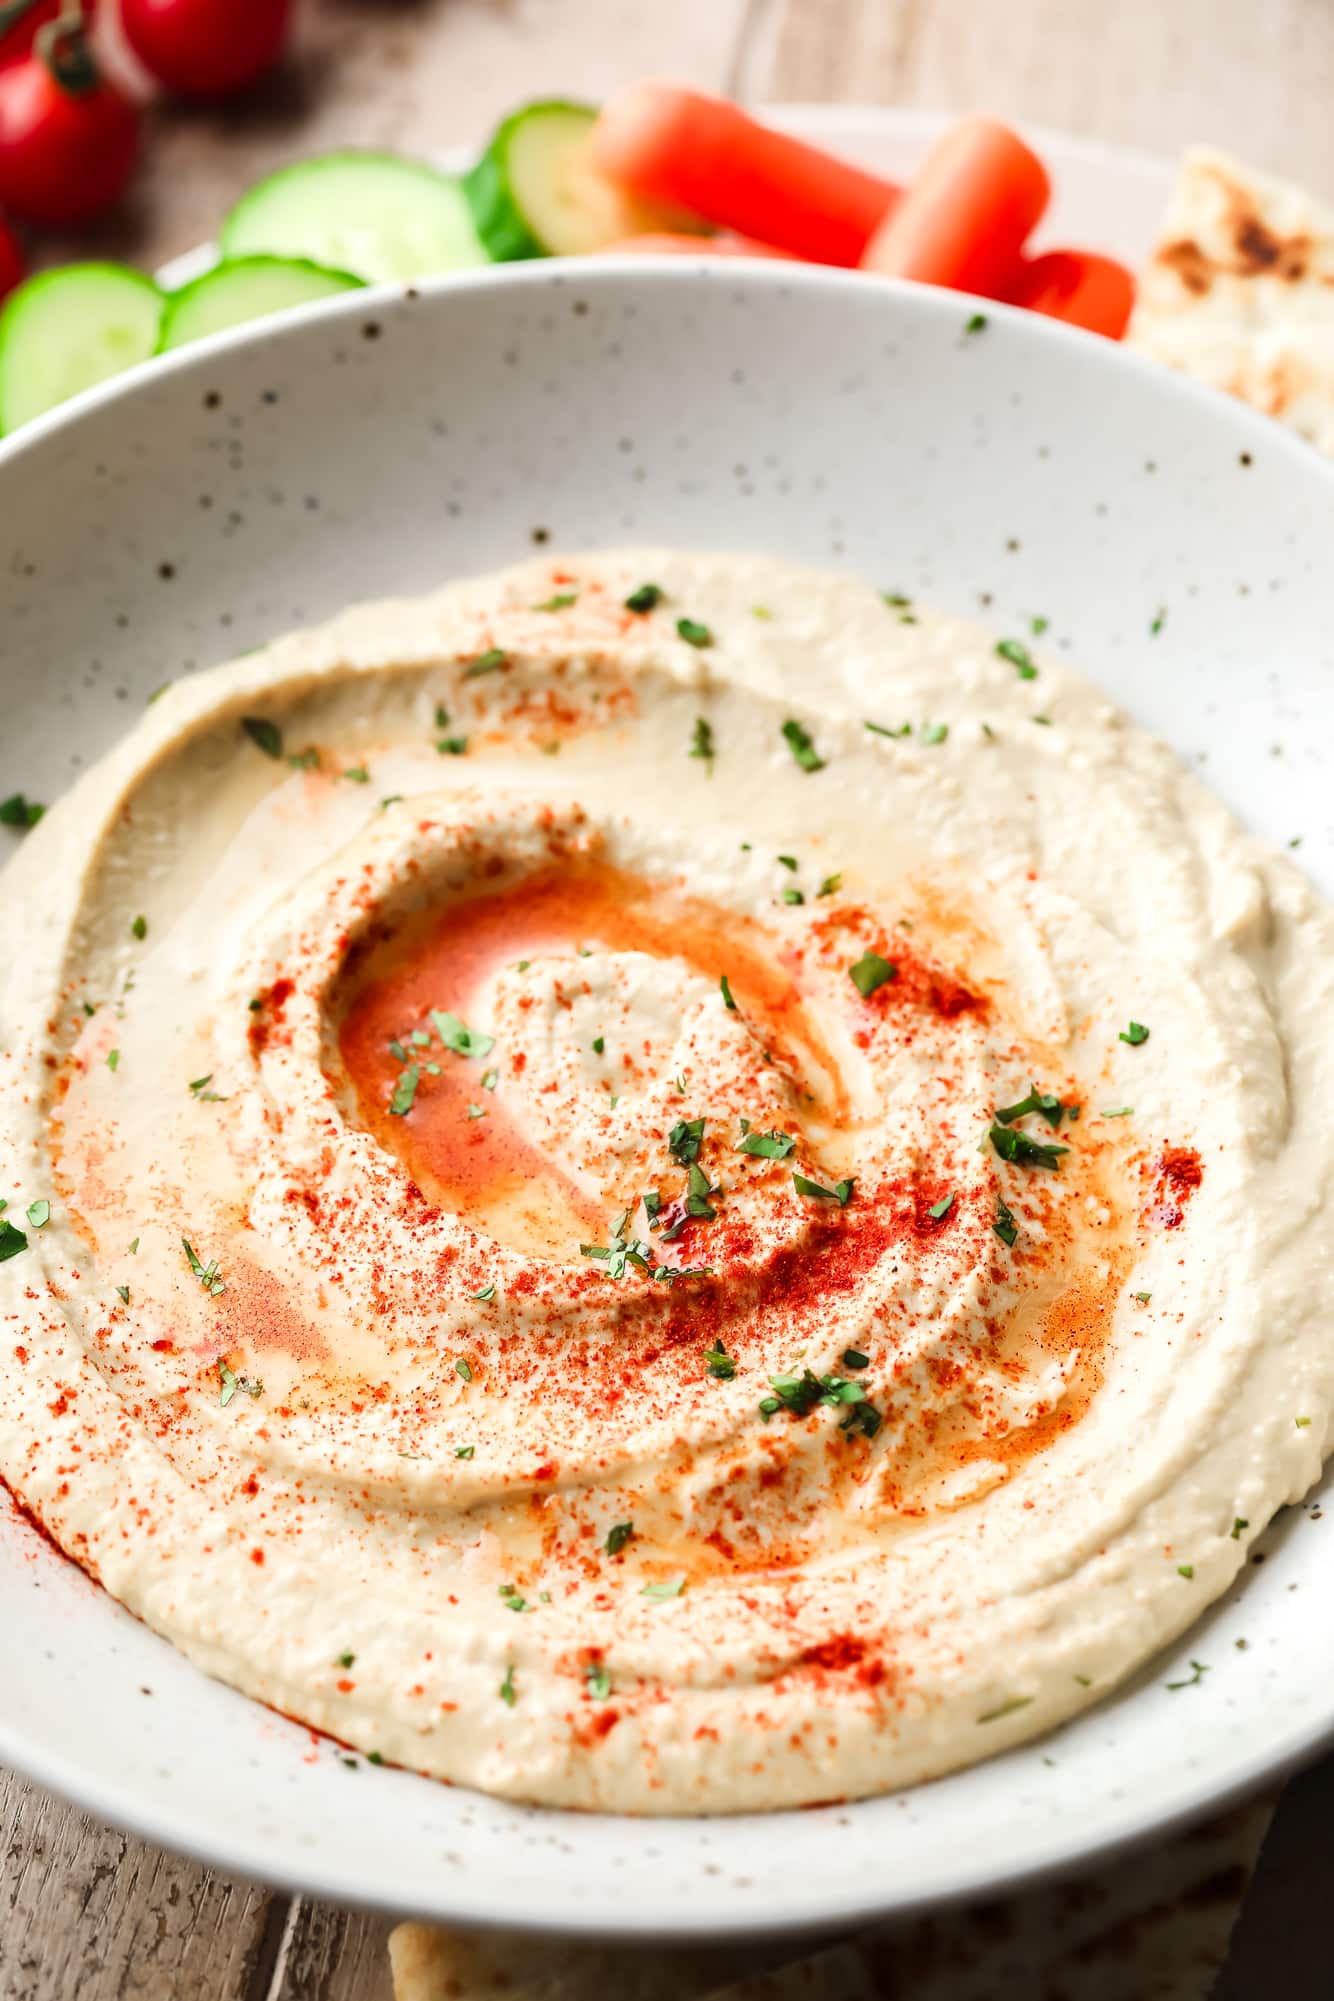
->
[5,161,1334,1947]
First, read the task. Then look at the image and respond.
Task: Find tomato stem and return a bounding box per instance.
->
[35,5,98,95]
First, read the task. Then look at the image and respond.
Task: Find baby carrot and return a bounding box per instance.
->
[1008,249,1136,339]
[860,117,1050,299]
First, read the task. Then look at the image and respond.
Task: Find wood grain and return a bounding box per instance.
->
[6,1,1333,1995]
[753,0,1334,186]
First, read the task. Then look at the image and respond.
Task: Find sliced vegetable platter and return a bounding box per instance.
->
[0,92,1172,438]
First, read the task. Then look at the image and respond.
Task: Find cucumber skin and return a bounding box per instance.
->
[465,99,599,263]
[0,263,164,435]
[156,257,364,353]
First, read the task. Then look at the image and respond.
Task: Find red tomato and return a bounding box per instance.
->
[0,210,22,297]
[0,25,138,227]
[0,1,98,73]
[121,0,292,99]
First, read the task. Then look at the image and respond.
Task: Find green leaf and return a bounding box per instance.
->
[676,617,713,648]
[499,1664,517,1706]
[436,736,469,756]
[431,1010,495,1060]
[964,311,988,334]
[0,792,44,829]
[989,1126,1068,1170]
[242,716,283,759]
[995,639,1037,680]
[719,974,736,1011]
[463,648,507,677]
[584,1660,612,1701]
[605,1521,635,1556]
[1119,1021,1150,1046]
[704,1342,735,1380]
[625,582,663,613]
[131,914,147,941]
[689,716,715,764]
[995,1084,1065,1129]
[455,1357,473,1382]
[737,1127,795,1161]
[0,1221,27,1263]
[389,1065,420,1116]
[849,951,896,998]
[792,1173,853,1205]
[993,1197,1018,1247]
[642,1578,685,1601]
[667,1117,706,1166]
[781,719,824,772]
[532,592,577,610]
[927,1193,954,1220]
[25,1200,49,1229]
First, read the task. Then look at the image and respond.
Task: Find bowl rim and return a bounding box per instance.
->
[2,256,1333,1939]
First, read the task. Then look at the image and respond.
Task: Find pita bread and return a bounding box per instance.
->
[1129,145,1334,453]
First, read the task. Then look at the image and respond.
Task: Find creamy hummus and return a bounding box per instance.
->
[2,549,1332,1814]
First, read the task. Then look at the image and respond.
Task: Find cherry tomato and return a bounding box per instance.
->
[0,210,23,298]
[0,22,138,227]
[121,0,293,99]
[0,1,97,73]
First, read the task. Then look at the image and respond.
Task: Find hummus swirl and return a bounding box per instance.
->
[3,550,1333,1813]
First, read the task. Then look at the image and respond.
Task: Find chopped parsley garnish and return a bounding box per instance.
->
[335,1650,356,1668]
[0,1220,27,1263]
[499,1664,517,1706]
[481,1069,498,1091]
[436,736,469,755]
[431,1010,495,1060]
[499,1583,531,1613]
[106,1048,120,1072]
[465,1103,485,1119]
[685,1163,717,1220]
[242,716,283,759]
[676,617,713,648]
[389,1065,420,1116]
[719,974,736,1011]
[379,795,403,810]
[751,605,773,620]
[781,719,824,772]
[818,873,842,898]
[1166,1659,1208,1692]
[0,792,44,829]
[927,1193,954,1221]
[995,639,1038,680]
[532,592,578,610]
[643,1190,661,1222]
[584,1660,612,1701]
[455,1357,473,1382]
[842,1349,869,1370]
[882,592,911,608]
[591,1038,606,1060]
[977,1695,1032,1724]
[1178,1564,1195,1579]
[189,1073,227,1102]
[995,1084,1066,1129]
[463,648,507,677]
[759,1365,880,1436]
[689,716,715,765]
[1031,615,1049,636]
[1102,1105,1134,1119]
[342,765,370,784]
[1133,1290,1151,1304]
[993,1196,1019,1247]
[792,1173,854,1205]
[605,1521,635,1556]
[667,1116,706,1166]
[849,950,896,998]
[1231,1517,1249,1540]
[737,1127,795,1161]
[287,746,320,771]
[704,1342,735,1380]
[217,1358,261,1407]
[1150,609,1166,637]
[781,887,805,905]
[919,722,949,746]
[472,1282,497,1303]
[183,1239,225,1296]
[642,1578,685,1601]
[864,720,912,739]
[434,703,450,728]
[964,311,988,334]
[777,854,798,871]
[625,582,663,613]
[115,1284,130,1304]
[989,1126,1068,1170]
[25,1200,49,1229]
[1119,1021,1150,1046]
[131,914,147,941]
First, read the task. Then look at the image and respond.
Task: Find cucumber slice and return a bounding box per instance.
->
[0,263,164,434]
[221,151,489,284]
[158,256,364,351]
[467,99,695,260]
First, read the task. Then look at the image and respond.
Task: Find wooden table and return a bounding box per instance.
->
[7,2,1334,1994]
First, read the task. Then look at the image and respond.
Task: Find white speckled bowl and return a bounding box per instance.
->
[2,263,1333,1939]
